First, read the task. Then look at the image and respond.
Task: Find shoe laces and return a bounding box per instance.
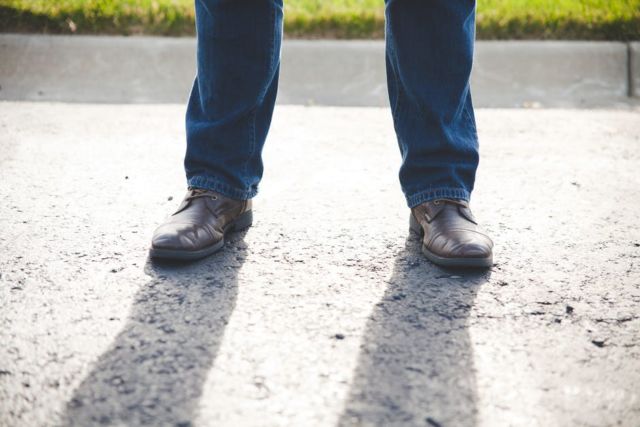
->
[433,198,467,208]
[185,188,219,201]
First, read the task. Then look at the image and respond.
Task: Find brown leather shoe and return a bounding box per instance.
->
[410,199,493,268]
[150,188,252,261]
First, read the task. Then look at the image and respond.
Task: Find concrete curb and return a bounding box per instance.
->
[631,42,640,98]
[0,34,638,107]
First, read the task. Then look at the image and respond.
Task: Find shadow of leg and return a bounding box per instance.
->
[62,231,249,426]
[339,233,490,427]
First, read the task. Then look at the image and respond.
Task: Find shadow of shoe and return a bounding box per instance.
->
[62,231,249,426]
[338,233,491,427]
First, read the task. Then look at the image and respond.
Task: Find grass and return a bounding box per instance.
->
[0,0,638,40]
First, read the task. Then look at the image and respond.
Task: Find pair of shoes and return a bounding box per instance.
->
[149,188,252,261]
[150,190,493,268]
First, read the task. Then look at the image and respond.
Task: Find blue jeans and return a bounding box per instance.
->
[185,0,479,207]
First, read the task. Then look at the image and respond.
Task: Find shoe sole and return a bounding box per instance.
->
[409,214,493,269]
[149,210,253,261]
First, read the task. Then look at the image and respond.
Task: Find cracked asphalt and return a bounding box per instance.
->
[1,102,639,426]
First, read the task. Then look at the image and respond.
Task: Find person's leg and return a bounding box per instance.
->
[385,0,493,268]
[185,0,283,200]
[385,0,478,207]
[151,0,283,261]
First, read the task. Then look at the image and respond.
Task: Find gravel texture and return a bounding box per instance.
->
[0,103,639,426]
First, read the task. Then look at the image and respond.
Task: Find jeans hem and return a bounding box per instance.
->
[406,187,470,208]
[188,175,256,200]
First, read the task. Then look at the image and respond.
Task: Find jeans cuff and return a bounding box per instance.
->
[188,175,257,200]
[406,187,470,208]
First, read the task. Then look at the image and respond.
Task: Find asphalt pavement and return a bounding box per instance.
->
[1,102,639,426]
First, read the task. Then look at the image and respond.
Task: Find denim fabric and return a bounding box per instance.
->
[185,0,479,207]
[185,0,283,200]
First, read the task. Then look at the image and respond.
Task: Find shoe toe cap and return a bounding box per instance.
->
[151,223,201,250]
[451,241,492,258]
[433,231,493,259]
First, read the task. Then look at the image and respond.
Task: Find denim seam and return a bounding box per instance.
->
[387,49,402,119]
[406,187,471,208]
[188,174,256,200]
[393,62,406,118]
[240,7,276,190]
[464,95,479,137]
[244,108,257,184]
[392,69,403,119]
[259,7,277,102]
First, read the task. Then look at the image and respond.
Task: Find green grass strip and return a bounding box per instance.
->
[1,0,639,40]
